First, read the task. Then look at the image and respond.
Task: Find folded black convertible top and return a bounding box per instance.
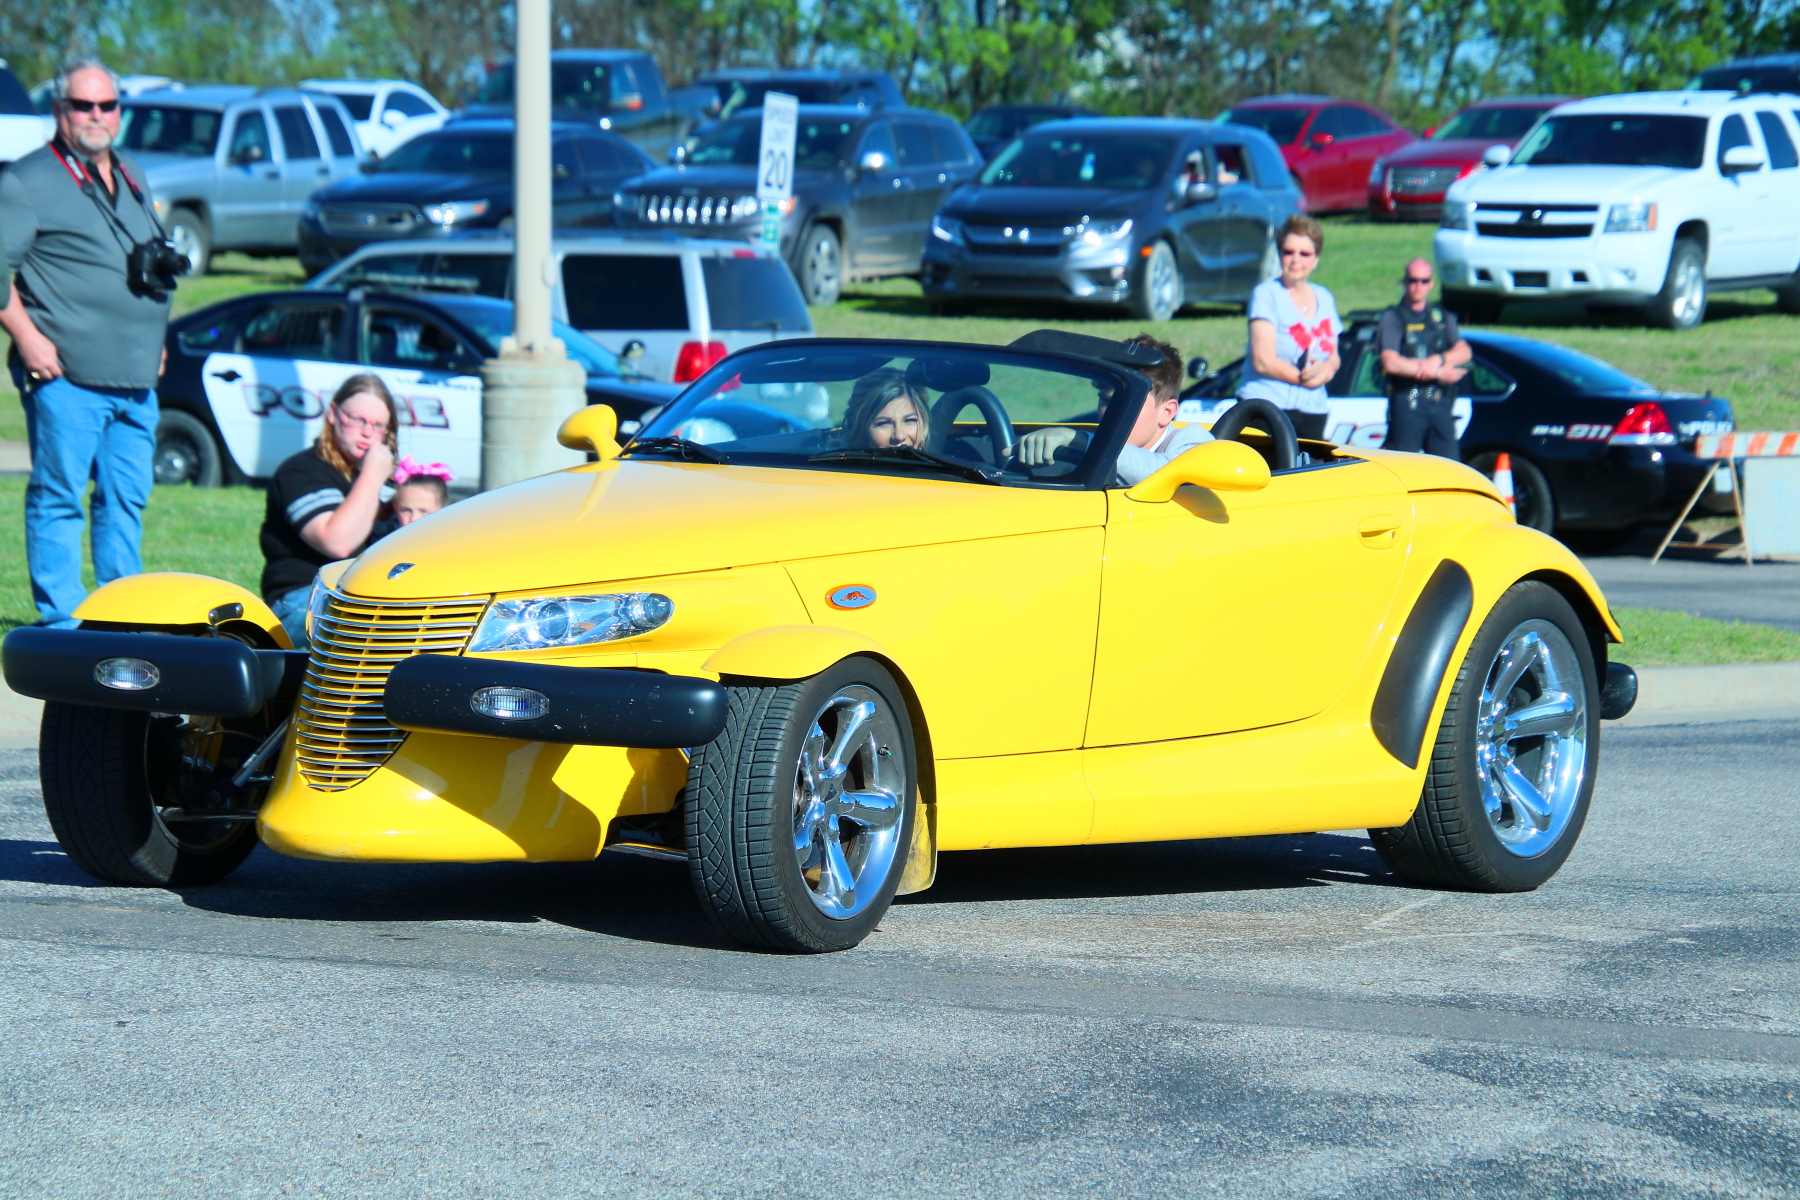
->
[1008,329,1164,369]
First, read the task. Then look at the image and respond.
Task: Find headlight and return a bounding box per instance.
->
[730,195,760,220]
[301,198,321,221]
[613,190,626,211]
[931,213,963,244]
[1369,159,1385,186]
[1439,200,1470,230]
[1080,217,1133,247]
[1604,201,1657,233]
[422,199,491,226]
[467,593,674,653]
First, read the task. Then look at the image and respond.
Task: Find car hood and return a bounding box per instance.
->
[1383,138,1508,168]
[336,460,1103,600]
[940,187,1142,225]
[316,172,507,203]
[1453,162,1689,201]
[131,150,217,181]
[623,164,836,194]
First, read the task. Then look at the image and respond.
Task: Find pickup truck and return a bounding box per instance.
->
[457,50,711,163]
[0,63,52,167]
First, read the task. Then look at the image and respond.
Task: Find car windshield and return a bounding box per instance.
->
[430,297,622,376]
[0,67,32,116]
[1523,342,1658,393]
[1219,107,1309,144]
[688,115,861,169]
[1433,106,1552,141]
[1510,114,1708,169]
[634,341,1134,486]
[1688,64,1800,94]
[966,108,1062,139]
[377,130,512,174]
[481,61,614,112]
[978,134,1176,189]
[327,91,375,121]
[718,80,840,121]
[119,105,222,157]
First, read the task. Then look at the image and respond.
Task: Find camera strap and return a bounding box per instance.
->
[48,140,164,248]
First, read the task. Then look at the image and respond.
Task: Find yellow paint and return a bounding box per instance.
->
[72,572,292,649]
[934,750,1093,849]
[1126,439,1271,503]
[705,625,889,680]
[557,404,621,459]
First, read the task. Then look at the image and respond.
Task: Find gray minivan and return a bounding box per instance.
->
[119,86,365,274]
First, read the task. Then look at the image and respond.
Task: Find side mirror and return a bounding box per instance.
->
[1423,124,1437,138]
[667,143,688,166]
[858,149,889,174]
[233,144,265,165]
[557,403,620,460]
[1722,144,1765,174]
[620,339,646,361]
[359,158,378,174]
[1186,356,1210,380]
[1126,439,1270,503]
[1481,143,1511,168]
[381,109,405,128]
[1183,180,1218,205]
[1309,132,1335,150]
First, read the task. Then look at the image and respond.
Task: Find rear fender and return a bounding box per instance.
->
[72,572,292,650]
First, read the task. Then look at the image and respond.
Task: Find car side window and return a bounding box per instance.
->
[552,138,578,179]
[179,311,242,354]
[577,135,627,172]
[1717,114,1755,173]
[1466,357,1515,399]
[1348,344,1385,396]
[312,103,356,157]
[1309,107,1349,140]
[859,121,898,169]
[385,90,434,119]
[1755,112,1798,169]
[273,105,321,160]
[363,308,479,372]
[895,121,938,167]
[1346,108,1389,137]
[929,122,975,165]
[609,61,642,106]
[1212,142,1253,185]
[240,303,343,359]
[562,254,688,330]
[227,110,271,162]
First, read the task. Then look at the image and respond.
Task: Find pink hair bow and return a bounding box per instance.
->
[393,455,454,485]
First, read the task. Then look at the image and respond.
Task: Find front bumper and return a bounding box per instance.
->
[2,627,306,716]
[1370,188,1446,221]
[1435,228,1670,303]
[921,237,1136,305]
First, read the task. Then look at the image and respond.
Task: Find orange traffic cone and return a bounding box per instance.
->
[1493,452,1517,518]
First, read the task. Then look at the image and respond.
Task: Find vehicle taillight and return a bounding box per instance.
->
[1609,402,1677,446]
[673,341,728,382]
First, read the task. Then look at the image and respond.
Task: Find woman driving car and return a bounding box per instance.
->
[839,369,931,450]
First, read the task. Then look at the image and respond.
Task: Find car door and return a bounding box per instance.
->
[201,298,349,477]
[1299,106,1354,208]
[892,119,946,268]
[358,302,485,486]
[1165,142,1228,297]
[1712,113,1774,278]
[1753,110,1800,273]
[848,120,907,272]
[572,135,641,226]
[272,103,332,241]
[309,98,363,182]
[1083,457,1413,757]
[1209,139,1272,294]
[215,106,283,246]
[547,136,593,227]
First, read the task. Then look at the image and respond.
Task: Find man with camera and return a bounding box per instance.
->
[0,58,185,627]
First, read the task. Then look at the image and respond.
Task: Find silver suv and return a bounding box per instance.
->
[119,86,365,274]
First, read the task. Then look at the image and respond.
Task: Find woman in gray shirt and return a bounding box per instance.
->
[1237,214,1342,442]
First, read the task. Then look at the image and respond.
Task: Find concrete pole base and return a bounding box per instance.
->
[479,339,589,491]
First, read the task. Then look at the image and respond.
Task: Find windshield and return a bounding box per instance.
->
[1511,114,1708,169]
[0,67,32,117]
[327,91,374,121]
[1524,342,1658,393]
[480,61,618,112]
[1433,105,1552,141]
[966,108,1063,139]
[635,342,1133,485]
[1219,107,1309,145]
[377,130,511,174]
[978,134,1176,189]
[431,297,622,376]
[119,106,222,157]
[1688,64,1800,94]
[718,80,839,122]
[688,115,861,169]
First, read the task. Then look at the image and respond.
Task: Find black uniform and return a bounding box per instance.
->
[1379,301,1461,458]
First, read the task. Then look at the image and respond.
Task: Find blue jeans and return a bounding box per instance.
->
[269,584,312,651]
[15,372,158,628]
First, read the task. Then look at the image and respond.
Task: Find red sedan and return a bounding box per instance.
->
[1368,96,1573,221]
[1217,95,1414,212]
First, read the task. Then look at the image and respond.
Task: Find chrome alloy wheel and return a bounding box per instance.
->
[1145,242,1181,321]
[1668,254,1705,327]
[1475,619,1589,858]
[803,230,842,306]
[791,685,904,919]
[168,221,205,275]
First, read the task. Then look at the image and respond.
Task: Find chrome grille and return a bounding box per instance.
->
[636,193,755,225]
[1389,167,1461,196]
[318,202,421,235]
[293,589,488,790]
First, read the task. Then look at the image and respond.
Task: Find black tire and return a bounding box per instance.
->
[1465,450,1554,534]
[153,407,224,487]
[1129,239,1183,322]
[685,657,917,953]
[1773,279,1800,315]
[1649,238,1706,331]
[794,224,843,306]
[1370,581,1601,892]
[40,702,261,887]
[168,206,210,277]
[1443,288,1503,325]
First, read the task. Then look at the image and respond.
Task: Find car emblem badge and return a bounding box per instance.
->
[827,585,877,610]
[388,562,415,579]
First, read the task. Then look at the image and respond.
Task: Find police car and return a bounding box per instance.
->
[1181,317,1737,544]
[154,289,682,489]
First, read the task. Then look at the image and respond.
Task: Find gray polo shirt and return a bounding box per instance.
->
[0,141,172,390]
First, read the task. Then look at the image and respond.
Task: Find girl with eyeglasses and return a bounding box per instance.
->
[1237,214,1342,442]
[260,373,399,648]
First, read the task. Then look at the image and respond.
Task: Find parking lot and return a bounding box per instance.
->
[4,714,1796,1198]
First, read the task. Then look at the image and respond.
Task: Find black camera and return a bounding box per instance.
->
[127,238,189,295]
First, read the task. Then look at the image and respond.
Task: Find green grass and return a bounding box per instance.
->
[0,476,265,631]
[1614,605,1800,666]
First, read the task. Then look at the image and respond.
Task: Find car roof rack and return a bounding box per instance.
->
[1008,329,1163,368]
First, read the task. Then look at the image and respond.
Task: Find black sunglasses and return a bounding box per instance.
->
[1404,276,1434,285]
[63,98,120,114]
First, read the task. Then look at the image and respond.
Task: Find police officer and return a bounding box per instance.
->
[1379,258,1471,458]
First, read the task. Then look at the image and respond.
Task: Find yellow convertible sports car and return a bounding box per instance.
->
[3,332,1638,953]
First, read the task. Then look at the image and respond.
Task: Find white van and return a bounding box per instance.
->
[309,232,814,381]
[1435,91,1800,329]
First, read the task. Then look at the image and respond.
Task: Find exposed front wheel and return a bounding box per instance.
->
[796,225,843,307]
[686,658,916,952]
[1371,581,1600,892]
[1650,239,1706,331]
[1130,240,1183,322]
[167,207,210,277]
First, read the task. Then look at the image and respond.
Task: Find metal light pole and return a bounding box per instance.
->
[479,0,586,490]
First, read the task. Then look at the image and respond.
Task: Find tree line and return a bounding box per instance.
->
[6,0,1798,126]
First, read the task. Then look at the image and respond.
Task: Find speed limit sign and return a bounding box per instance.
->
[756,92,798,248]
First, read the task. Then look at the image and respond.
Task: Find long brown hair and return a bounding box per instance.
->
[315,372,399,478]
[840,368,930,449]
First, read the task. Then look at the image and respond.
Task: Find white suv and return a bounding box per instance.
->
[1435,91,1800,330]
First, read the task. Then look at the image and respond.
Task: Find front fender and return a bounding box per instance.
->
[1442,521,1623,646]
[72,572,292,649]
[703,625,889,681]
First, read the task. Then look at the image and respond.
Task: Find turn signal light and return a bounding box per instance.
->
[1609,402,1677,446]
[470,686,550,721]
[673,340,729,382]
[95,657,159,691]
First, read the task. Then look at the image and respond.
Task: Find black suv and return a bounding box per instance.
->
[922,118,1302,320]
[691,70,904,134]
[613,104,981,305]
[1686,52,1800,95]
[296,120,654,276]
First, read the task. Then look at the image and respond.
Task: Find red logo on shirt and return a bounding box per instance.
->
[1287,320,1336,357]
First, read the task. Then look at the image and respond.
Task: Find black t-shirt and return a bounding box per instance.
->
[260,448,354,601]
[1378,302,1460,385]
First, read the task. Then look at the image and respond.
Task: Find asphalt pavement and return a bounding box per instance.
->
[1583,553,1800,633]
[2,719,1797,1199]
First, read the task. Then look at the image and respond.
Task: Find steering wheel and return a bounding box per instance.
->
[1208,397,1298,471]
[929,386,1015,466]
